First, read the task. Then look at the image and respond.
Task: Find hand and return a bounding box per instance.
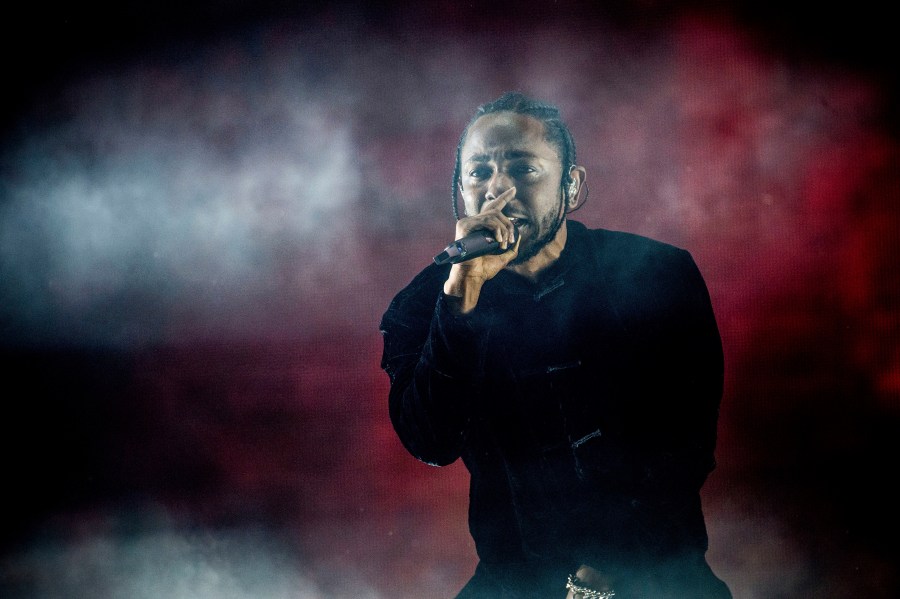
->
[451,186,519,278]
[565,564,614,599]
[443,187,519,313]
[455,186,519,247]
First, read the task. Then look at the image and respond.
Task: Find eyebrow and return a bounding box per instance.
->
[464,150,538,163]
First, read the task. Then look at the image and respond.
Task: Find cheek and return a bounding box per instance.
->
[522,176,560,196]
[461,189,483,215]
[524,183,563,212]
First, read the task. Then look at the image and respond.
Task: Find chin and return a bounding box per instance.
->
[509,243,541,266]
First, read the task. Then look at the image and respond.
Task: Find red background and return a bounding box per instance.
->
[1,2,898,597]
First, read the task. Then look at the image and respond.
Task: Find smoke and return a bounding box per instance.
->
[0,32,362,347]
[3,15,886,349]
[0,506,339,599]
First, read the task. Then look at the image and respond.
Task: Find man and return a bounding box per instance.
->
[380,92,732,599]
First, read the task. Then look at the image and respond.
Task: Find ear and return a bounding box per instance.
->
[566,166,587,211]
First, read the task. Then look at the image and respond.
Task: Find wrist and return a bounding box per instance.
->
[443,270,485,315]
[566,573,616,599]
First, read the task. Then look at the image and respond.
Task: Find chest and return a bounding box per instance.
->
[474,275,635,449]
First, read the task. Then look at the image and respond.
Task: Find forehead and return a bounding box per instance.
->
[461,112,559,162]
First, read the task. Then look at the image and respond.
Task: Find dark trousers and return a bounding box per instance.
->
[455,557,732,599]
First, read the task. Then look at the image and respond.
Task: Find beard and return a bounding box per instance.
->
[508,199,566,266]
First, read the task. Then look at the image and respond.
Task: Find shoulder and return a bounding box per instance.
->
[567,221,711,317]
[569,220,694,273]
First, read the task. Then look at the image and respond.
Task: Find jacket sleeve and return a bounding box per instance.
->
[379,267,494,466]
[634,247,724,496]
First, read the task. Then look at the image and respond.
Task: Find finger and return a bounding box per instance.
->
[490,188,517,246]
[458,213,509,237]
[497,215,519,248]
[508,226,521,252]
[464,212,514,247]
[480,186,516,213]
[502,207,520,248]
[495,222,507,248]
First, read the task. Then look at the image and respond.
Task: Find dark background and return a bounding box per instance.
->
[2,1,898,597]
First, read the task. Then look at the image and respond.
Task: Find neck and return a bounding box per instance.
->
[507,220,568,282]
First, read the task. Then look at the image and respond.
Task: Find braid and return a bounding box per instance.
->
[451,91,578,219]
[451,129,466,220]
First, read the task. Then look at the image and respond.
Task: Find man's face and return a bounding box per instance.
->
[459,112,566,264]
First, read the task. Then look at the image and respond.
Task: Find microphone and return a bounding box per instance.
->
[433,225,519,265]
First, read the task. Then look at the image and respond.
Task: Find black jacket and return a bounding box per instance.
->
[380,221,731,598]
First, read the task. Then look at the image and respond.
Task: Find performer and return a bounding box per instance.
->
[380,92,732,599]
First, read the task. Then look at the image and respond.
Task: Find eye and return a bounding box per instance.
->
[511,164,537,176]
[468,166,492,179]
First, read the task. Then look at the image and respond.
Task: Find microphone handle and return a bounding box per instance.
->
[433,226,519,265]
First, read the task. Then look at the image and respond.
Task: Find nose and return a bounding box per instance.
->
[485,171,513,201]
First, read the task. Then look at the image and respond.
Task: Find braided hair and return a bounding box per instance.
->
[451,92,578,220]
